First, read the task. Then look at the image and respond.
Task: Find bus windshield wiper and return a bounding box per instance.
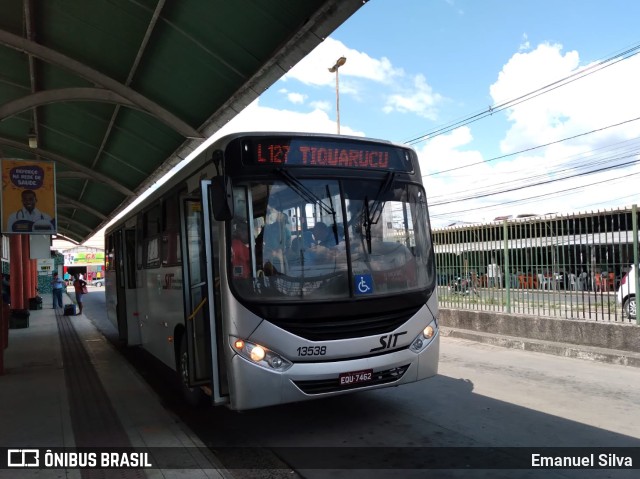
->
[363,171,396,253]
[325,185,339,244]
[369,171,396,225]
[364,195,372,254]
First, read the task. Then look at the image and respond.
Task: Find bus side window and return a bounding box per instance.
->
[230,220,251,279]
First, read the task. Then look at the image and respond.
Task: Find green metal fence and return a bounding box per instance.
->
[433,206,640,324]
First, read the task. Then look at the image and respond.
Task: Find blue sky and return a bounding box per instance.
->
[73,0,640,248]
[204,0,640,229]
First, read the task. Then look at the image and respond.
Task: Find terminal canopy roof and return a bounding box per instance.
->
[0,0,364,243]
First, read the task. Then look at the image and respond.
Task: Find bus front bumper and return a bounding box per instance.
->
[228,332,439,411]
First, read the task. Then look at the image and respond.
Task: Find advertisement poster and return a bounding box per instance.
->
[1,159,57,234]
[64,251,105,265]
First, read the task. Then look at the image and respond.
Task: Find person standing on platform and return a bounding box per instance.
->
[51,272,64,309]
[72,274,87,315]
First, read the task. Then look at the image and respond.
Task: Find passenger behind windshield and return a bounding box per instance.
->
[259,206,291,275]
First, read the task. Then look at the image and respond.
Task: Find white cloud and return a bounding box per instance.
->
[419,42,640,226]
[491,43,640,155]
[282,37,403,87]
[415,127,495,225]
[213,98,365,138]
[383,74,444,119]
[287,92,306,104]
[519,33,530,52]
[310,100,331,111]
[418,127,481,176]
[281,36,445,122]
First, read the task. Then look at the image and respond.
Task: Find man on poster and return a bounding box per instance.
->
[2,159,57,235]
[6,189,55,233]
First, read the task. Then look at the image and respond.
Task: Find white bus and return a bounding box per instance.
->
[105,132,439,410]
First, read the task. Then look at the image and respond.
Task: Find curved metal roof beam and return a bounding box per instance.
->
[56,171,96,179]
[57,214,94,233]
[0,138,135,196]
[57,194,108,220]
[0,28,203,139]
[0,88,137,120]
[54,229,82,244]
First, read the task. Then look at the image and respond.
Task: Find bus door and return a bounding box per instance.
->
[181,185,226,405]
[114,227,141,345]
[112,229,128,341]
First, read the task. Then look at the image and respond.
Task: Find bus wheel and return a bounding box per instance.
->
[178,336,205,406]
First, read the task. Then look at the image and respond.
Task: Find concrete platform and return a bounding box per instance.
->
[0,303,230,478]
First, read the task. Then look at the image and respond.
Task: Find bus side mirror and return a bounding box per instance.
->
[210,176,234,221]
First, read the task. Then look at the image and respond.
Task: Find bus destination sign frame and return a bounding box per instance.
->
[240,138,414,172]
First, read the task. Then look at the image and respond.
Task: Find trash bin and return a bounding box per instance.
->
[9,309,30,329]
[28,296,43,310]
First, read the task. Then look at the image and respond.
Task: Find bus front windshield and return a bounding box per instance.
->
[229,177,434,302]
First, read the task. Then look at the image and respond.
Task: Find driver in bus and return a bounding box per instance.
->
[308,222,344,265]
[311,222,337,248]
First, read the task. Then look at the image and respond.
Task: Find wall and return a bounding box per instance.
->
[440,308,640,353]
[37,252,64,294]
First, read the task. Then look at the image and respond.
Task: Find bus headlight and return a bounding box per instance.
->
[409,320,438,353]
[231,337,293,372]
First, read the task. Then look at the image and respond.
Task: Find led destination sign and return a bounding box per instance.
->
[242,138,413,172]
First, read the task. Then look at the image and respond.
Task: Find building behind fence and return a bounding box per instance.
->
[433,206,640,324]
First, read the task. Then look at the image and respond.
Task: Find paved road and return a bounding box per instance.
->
[438,338,640,443]
[83,289,640,478]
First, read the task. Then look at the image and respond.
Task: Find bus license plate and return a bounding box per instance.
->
[339,369,373,386]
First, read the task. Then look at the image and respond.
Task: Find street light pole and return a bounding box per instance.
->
[328,56,346,134]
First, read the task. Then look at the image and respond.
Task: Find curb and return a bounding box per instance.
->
[441,327,640,368]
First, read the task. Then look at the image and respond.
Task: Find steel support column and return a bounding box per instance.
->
[9,235,23,310]
[22,235,31,305]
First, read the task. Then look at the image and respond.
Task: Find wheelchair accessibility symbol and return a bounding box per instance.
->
[354,274,373,295]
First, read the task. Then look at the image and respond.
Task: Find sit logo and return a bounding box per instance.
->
[370,331,407,352]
